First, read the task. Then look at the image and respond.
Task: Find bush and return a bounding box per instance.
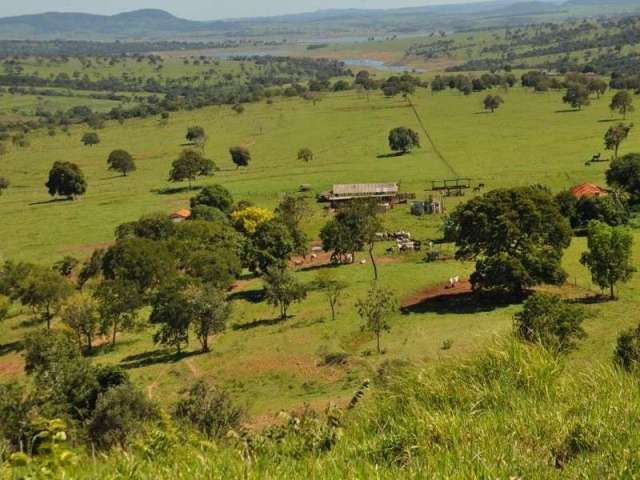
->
[514,293,588,352]
[88,384,158,449]
[615,324,640,371]
[23,329,81,375]
[322,351,350,366]
[190,184,234,213]
[172,381,243,439]
[0,295,10,321]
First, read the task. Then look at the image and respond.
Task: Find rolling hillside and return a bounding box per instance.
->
[0,0,638,41]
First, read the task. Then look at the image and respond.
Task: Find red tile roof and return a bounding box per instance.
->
[569,183,608,199]
[170,208,191,219]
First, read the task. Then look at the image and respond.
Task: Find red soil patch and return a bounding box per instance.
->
[402,279,472,308]
[0,356,23,380]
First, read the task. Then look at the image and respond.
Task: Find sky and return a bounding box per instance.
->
[0,0,485,20]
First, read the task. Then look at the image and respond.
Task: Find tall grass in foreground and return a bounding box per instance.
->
[6,339,640,479]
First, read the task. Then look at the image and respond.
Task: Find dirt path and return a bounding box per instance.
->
[402,279,472,308]
[185,358,200,377]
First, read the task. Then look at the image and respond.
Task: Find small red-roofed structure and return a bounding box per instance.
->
[569,183,608,199]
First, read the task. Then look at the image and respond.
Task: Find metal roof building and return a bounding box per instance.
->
[329,183,399,201]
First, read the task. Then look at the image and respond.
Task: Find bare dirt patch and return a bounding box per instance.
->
[402,279,472,309]
[0,356,23,379]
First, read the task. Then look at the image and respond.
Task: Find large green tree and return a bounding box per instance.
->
[190,184,234,214]
[45,161,87,199]
[563,83,590,110]
[388,127,420,154]
[107,150,136,177]
[150,278,193,354]
[580,221,635,300]
[606,153,640,204]
[94,279,143,346]
[604,123,632,160]
[610,90,635,119]
[229,146,251,169]
[483,94,504,113]
[169,149,216,189]
[450,186,572,295]
[20,266,73,330]
[102,238,175,296]
[190,285,231,353]
[320,200,383,279]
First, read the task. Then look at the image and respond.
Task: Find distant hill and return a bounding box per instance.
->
[0,9,225,40]
[0,0,634,41]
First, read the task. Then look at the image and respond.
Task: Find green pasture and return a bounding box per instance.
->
[1,84,640,419]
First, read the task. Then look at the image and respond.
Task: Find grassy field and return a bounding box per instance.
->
[1,84,640,420]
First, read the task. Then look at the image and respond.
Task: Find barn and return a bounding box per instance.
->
[320,183,414,208]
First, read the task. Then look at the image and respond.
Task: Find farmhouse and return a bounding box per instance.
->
[170,208,191,223]
[570,182,608,199]
[320,182,415,207]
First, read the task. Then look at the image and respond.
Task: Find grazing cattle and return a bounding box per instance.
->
[360,259,367,265]
[592,153,601,162]
[453,276,460,285]
[294,259,304,267]
[310,253,318,260]
[448,278,455,289]
[473,187,481,193]
[478,183,485,188]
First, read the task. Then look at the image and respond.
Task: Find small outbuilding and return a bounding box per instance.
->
[570,183,608,199]
[170,208,192,223]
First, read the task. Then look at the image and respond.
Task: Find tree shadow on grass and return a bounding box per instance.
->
[401,291,523,316]
[569,294,612,305]
[297,263,340,273]
[85,338,138,358]
[554,109,581,114]
[474,111,491,115]
[598,118,624,123]
[120,348,201,370]
[28,198,72,206]
[232,316,287,331]
[152,185,203,195]
[228,289,264,304]
[17,317,43,329]
[0,341,23,357]
[377,152,405,159]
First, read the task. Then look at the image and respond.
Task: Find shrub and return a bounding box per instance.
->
[615,324,640,371]
[190,184,234,213]
[514,293,588,352]
[0,295,10,321]
[88,384,158,449]
[172,381,243,439]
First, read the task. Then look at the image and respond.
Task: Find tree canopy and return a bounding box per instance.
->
[610,90,635,119]
[107,150,136,176]
[606,153,640,204]
[229,146,251,169]
[190,184,234,213]
[388,127,420,154]
[580,221,636,299]
[169,149,216,189]
[45,161,87,199]
[450,186,572,294]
